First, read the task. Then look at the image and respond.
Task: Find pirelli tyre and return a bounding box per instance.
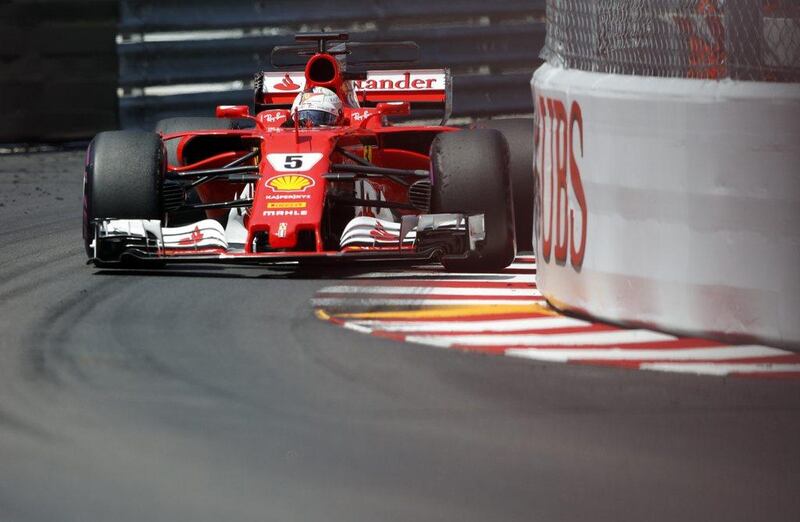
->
[473,118,534,251]
[82,130,165,265]
[430,129,516,272]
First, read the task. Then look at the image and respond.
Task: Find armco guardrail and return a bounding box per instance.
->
[118,0,545,129]
[119,1,543,32]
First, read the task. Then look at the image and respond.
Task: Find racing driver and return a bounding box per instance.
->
[290,86,344,127]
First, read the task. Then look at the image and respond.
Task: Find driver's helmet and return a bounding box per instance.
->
[290,86,343,127]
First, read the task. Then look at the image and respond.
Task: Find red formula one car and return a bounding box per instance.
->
[83,32,533,272]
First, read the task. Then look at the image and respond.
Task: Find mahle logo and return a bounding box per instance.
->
[266,174,315,192]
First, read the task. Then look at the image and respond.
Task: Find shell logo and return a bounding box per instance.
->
[266,174,315,192]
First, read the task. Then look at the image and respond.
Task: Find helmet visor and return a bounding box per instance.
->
[297,109,338,127]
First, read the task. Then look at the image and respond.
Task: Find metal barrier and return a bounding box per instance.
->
[118,0,546,129]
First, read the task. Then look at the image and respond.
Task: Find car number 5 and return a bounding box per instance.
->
[284,155,303,169]
[266,152,323,172]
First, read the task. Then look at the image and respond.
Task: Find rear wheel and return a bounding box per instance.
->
[430,129,515,272]
[473,118,534,251]
[83,130,165,266]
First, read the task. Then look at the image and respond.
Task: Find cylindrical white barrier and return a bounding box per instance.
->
[531,63,800,349]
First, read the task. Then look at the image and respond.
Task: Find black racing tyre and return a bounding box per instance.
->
[83,130,165,265]
[430,129,515,272]
[473,118,534,251]
[154,117,240,166]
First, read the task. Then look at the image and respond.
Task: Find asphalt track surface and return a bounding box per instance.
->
[1,150,799,522]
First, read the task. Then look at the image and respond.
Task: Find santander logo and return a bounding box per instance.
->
[273,73,301,91]
[266,70,444,93]
[352,71,440,91]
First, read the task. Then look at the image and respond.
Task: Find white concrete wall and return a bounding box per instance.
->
[531,63,800,349]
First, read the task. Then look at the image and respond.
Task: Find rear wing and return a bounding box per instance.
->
[255,69,452,123]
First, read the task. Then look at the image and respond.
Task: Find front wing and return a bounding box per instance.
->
[87,213,486,267]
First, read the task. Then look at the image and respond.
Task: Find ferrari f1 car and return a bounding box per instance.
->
[83,32,533,272]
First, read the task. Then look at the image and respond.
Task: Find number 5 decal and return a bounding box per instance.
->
[283,155,303,169]
[267,153,323,172]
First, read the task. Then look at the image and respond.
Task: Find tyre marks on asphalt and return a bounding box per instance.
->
[313,256,800,379]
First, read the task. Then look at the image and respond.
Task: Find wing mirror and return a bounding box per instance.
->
[376,101,411,117]
[216,105,251,119]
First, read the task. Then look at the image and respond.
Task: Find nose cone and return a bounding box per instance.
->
[248,135,334,252]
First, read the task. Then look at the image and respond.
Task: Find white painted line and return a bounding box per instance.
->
[140,81,246,96]
[505,263,537,269]
[350,316,588,333]
[407,329,676,347]
[639,362,800,376]
[505,345,787,363]
[342,322,373,334]
[144,29,246,42]
[317,285,540,297]
[311,298,545,307]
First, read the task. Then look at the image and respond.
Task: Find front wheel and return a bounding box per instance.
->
[83,130,165,267]
[429,129,515,272]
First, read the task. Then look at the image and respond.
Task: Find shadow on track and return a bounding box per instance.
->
[91,262,443,281]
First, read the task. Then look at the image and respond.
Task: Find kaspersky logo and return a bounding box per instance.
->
[273,73,301,91]
[266,174,315,192]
